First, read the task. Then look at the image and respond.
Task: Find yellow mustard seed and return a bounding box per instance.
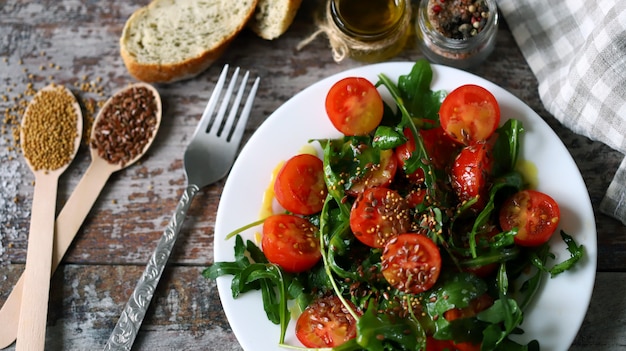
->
[21,85,79,171]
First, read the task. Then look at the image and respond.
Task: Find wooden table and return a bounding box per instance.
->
[1,1,625,350]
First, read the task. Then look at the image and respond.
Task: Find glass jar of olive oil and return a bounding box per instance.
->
[328,0,411,62]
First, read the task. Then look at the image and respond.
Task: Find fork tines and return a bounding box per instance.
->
[195,64,260,142]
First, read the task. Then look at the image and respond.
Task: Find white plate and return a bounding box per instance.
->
[214,62,597,351]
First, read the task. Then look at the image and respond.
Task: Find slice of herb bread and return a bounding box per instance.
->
[248,0,303,40]
[120,0,258,83]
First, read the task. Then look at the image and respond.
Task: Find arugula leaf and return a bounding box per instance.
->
[458,247,520,271]
[477,264,526,350]
[246,237,268,263]
[396,59,447,121]
[492,119,525,177]
[326,213,359,280]
[530,231,584,277]
[518,260,544,312]
[354,306,425,351]
[203,235,252,279]
[372,125,405,149]
[317,194,363,325]
[225,218,266,240]
[377,69,438,195]
[479,298,524,349]
[203,235,292,344]
[320,137,382,206]
[423,272,487,340]
[238,263,290,341]
[464,171,524,257]
[550,231,585,276]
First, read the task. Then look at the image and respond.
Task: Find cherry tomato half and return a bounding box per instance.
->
[347,149,398,195]
[262,214,321,273]
[499,190,561,247]
[395,126,460,183]
[420,125,462,170]
[381,233,442,294]
[439,84,500,145]
[451,142,493,210]
[325,77,384,136]
[274,153,327,215]
[295,295,360,348]
[350,187,411,248]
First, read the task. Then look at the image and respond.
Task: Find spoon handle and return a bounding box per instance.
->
[16,176,59,351]
[53,160,116,269]
[0,160,115,350]
[104,184,200,351]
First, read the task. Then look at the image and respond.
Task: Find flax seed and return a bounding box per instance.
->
[90,85,158,167]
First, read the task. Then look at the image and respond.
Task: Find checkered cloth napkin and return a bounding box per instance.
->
[497,0,626,225]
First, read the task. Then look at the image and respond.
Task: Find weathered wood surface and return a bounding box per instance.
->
[1,264,625,350]
[0,0,625,350]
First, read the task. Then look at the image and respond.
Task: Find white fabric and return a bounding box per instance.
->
[497,0,626,224]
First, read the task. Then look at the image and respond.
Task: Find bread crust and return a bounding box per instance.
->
[120,36,230,84]
[120,0,258,84]
[250,0,303,40]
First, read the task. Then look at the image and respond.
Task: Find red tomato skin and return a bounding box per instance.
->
[325,77,384,136]
[262,214,322,273]
[426,337,455,351]
[420,126,462,170]
[396,128,425,183]
[347,149,398,195]
[426,337,481,351]
[381,233,442,294]
[406,187,428,208]
[295,295,360,348]
[451,342,482,351]
[274,154,327,215]
[499,190,561,247]
[439,84,501,145]
[451,142,492,210]
[463,262,498,278]
[443,293,494,322]
[395,127,460,183]
[350,187,411,248]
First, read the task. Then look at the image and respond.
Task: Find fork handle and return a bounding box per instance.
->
[104,184,200,351]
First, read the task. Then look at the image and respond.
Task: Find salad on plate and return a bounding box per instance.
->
[205,60,585,351]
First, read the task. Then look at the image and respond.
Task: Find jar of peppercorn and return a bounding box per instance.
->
[415,0,499,69]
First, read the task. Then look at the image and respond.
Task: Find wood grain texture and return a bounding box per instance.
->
[1,265,625,350]
[1,0,625,350]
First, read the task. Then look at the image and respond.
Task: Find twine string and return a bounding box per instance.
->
[297,0,412,62]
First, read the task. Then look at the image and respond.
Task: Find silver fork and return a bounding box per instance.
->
[103,65,259,351]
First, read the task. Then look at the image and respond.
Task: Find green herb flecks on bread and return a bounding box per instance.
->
[120,0,258,83]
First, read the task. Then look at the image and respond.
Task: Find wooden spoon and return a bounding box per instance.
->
[0,83,162,350]
[16,84,83,351]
